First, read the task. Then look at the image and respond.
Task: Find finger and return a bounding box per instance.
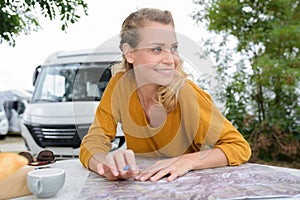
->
[135,158,173,181]
[135,166,159,182]
[113,151,127,175]
[106,153,119,176]
[135,171,156,181]
[166,171,179,182]
[124,150,138,173]
[167,167,189,182]
[96,163,105,175]
[135,160,168,181]
[149,168,171,182]
[102,165,119,181]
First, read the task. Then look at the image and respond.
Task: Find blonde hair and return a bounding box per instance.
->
[119,8,187,112]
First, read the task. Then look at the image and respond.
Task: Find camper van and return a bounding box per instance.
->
[21,48,126,157]
[0,90,30,137]
[0,103,9,138]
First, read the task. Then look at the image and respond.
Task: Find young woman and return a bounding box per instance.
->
[79,8,251,182]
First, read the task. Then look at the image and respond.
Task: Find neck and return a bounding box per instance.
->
[138,85,167,127]
[137,84,158,108]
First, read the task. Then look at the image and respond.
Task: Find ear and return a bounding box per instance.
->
[122,43,134,64]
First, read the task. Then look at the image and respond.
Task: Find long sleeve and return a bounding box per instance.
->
[187,80,251,165]
[79,73,123,168]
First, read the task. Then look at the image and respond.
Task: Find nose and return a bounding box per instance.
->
[162,49,175,65]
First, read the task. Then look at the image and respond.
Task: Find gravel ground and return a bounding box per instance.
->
[0,134,27,153]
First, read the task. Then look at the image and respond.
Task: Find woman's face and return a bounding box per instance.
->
[128,21,180,87]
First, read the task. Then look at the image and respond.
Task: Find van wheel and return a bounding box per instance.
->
[0,135,6,140]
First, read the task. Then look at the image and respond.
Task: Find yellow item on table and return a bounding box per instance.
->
[0,152,34,200]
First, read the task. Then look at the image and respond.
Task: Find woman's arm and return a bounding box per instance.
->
[135,148,227,182]
[79,73,124,169]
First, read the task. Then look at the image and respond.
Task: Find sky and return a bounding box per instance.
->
[0,0,208,92]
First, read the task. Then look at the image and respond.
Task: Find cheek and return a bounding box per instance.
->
[174,56,180,68]
[132,52,153,66]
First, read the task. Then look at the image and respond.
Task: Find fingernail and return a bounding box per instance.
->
[150,177,156,182]
[98,169,104,175]
[113,169,119,176]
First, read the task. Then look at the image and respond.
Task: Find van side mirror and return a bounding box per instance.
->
[17,101,26,115]
[32,65,41,86]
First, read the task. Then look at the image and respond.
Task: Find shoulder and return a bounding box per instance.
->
[183,79,213,102]
[111,71,125,82]
[106,71,125,89]
[105,71,136,99]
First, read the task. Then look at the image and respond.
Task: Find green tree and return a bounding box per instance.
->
[0,0,88,46]
[192,0,300,162]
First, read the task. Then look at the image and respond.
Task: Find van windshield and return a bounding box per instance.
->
[32,63,112,103]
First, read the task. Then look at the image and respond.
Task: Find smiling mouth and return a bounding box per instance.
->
[155,69,174,74]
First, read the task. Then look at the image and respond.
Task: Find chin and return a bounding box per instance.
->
[158,77,173,86]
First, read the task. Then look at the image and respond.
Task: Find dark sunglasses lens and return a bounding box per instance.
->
[18,152,34,163]
[37,150,55,161]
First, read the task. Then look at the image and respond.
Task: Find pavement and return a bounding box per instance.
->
[0,134,27,153]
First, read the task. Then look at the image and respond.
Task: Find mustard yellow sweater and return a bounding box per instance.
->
[80,71,251,168]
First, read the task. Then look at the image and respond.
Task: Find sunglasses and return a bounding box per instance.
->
[19,150,56,166]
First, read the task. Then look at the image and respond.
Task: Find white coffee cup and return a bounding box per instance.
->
[27,168,65,198]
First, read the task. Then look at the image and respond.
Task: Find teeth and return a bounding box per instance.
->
[155,69,173,72]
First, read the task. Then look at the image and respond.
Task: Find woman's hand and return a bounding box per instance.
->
[135,153,195,182]
[135,148,228,182]
[89,149,139,181]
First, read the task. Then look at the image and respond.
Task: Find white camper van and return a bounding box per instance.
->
[21,48,126,157]
[0,103,9,138]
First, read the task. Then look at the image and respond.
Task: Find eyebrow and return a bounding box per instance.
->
[148,42,178,47]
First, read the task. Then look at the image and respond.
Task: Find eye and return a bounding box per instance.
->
[152,47,162,52]
[170,45,178,53]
